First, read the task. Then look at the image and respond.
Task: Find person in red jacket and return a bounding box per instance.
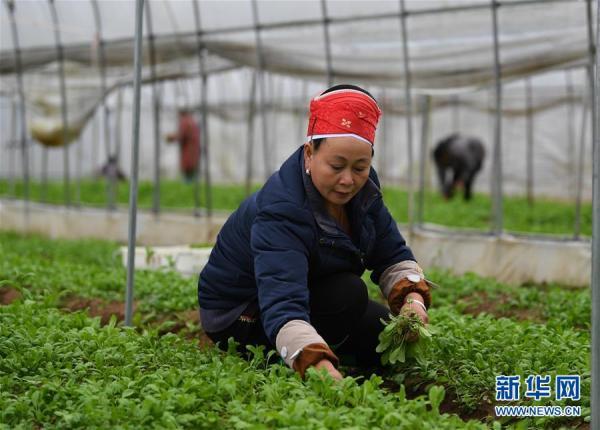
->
[167,109,201,182]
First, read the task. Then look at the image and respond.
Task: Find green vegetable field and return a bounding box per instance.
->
[0,179,592,236]
[0,232,590,429]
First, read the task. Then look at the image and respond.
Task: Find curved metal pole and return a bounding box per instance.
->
[5,0,30,215]
[525,77,534,206]
[48,0,71,207]
[145,0,161,214]
[91,0,116,210]
[251,0,271,179]
[321,0,334,86]
[490,0,504,235]
[399,0,415,234]
[125,0,145,327]
[192,0,212,217]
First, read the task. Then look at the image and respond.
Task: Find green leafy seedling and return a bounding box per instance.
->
[376,313,432,366]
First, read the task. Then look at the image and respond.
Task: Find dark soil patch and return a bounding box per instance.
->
[0,287,22,305]
[459,291,544,323]
[342,368,494,422]
[387,374,587,428]
[437,387,495,422]
[60,294,213,347]
[155,309,213,348]
[62,296,136,325]
[401,375,495,422]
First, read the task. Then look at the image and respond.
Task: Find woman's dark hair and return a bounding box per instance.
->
[311,84,376,155]
[319,83,377,102]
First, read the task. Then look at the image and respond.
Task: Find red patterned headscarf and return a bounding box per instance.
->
[306,88,382,146]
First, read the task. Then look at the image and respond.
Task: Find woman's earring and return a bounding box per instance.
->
[305,169,310,176]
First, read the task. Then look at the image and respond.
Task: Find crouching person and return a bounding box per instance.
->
[432,133,485,201]
[198,84,432,380]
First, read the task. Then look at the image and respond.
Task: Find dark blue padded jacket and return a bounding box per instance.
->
[198,145,415,344]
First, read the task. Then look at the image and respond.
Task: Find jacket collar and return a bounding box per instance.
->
[300,148,381,236]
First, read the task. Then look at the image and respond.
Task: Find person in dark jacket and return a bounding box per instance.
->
[432,133,485,201]
[198,84,433,380]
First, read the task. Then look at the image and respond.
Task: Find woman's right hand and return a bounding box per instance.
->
[314,359,343,381]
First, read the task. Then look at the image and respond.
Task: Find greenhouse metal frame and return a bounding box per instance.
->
[0,0,598,426]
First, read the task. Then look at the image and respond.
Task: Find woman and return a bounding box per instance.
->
[198,84,432,380]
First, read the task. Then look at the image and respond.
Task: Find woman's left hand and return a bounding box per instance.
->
[399,292,429,342]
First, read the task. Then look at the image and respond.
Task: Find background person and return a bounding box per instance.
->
[198,84,433,380]
[166,108,201,183]
[432,133,485,201]
[97,155,126,181]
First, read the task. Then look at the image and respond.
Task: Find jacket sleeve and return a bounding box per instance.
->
[365,199,433,312]
[365,198,416,286]
[250,201,316,344]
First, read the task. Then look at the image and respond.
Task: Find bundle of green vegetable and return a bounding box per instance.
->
[377,313,433,366]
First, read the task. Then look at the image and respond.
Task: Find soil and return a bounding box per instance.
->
[459,291,544,323]
[154,309,213,348]
[0,287,22,305]
[400,375,496,422]
[60,294,213,347]
[62,296,135,325]
[392,374,587,428]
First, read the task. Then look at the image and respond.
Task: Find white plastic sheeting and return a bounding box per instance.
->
[0,0,595,200]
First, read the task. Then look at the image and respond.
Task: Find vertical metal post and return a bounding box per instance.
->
[75,137,82,207]
[587,0,597,156]
[245,71,258,196]
[5,0,30,214]
[566,70,576,195]
[91,0,116,210]
[378,89,388,182]
[251,0,271,179]
[8,97,16,197]
[115,87,123,168]
[48,0,71,206]
[192,0,212,217]
[41,148,48,202]
[145,0,161,214]
[399,0,415,232]
[125,0,145,327]
[574,92,589,240]
[451,94,460,132]
[525,77,534,206]
[91,111,99,180]
[590,2,599,425]
[297,79,308,143]
[321,0,334,86]
[490,0,504,235]
[418,95,431,226]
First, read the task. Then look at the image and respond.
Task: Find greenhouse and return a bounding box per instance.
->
[0,0,598,428]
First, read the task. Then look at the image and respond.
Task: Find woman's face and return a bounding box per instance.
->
[304,136,373,207]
